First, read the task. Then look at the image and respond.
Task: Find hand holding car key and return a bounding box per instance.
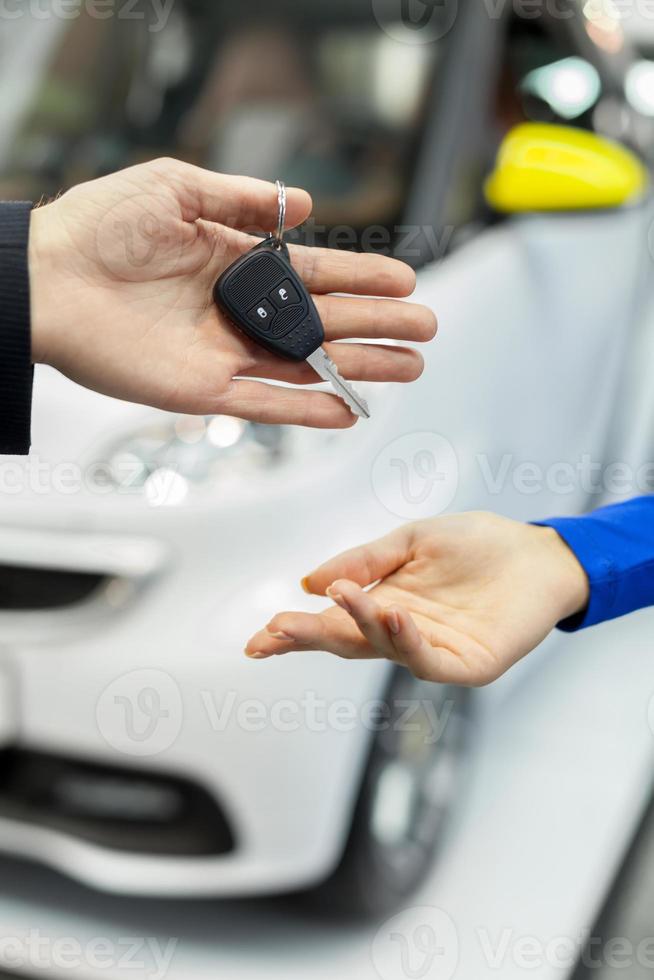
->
[29,159,435,429]
[215,182,370,419]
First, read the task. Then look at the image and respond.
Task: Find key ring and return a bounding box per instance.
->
[273,179,286,249]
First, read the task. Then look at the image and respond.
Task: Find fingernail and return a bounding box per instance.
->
[267,630,293,641]
[300,576,312,594]
[326,586,351,614]
[387,610,401,635]
[245,650,273,660]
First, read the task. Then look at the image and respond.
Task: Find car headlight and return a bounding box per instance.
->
[90,415,290,504]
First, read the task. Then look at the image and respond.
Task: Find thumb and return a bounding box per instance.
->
[302,526,413,596]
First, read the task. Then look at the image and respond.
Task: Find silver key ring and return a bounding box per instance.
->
[273,179,286,249]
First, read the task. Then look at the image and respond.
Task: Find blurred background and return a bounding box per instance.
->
[4,0,654,256]
[3,2,654,979]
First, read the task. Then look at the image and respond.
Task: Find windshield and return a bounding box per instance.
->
[0,0,443,247]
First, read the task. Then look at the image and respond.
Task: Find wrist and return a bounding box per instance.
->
[28,203,59,366]
[535,524,590,622]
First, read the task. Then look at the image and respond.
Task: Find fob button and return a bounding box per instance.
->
[269,279,300,309]
[247,299,276,330]
[271,304,306,337]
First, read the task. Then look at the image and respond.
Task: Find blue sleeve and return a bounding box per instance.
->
[534,496,654,632]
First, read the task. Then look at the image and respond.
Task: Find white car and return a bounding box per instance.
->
[0,0,653,924]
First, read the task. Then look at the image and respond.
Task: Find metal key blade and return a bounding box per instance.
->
[307,347,371,420]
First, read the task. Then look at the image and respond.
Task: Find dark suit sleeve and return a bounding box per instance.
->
[0,202,34,455]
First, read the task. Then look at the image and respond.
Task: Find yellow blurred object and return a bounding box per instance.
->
[484,122,648,212]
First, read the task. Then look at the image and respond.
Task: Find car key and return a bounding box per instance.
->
[213,181,370,419]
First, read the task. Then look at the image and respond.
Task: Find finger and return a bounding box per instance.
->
[215,380,358,428]
[161,160,313,232]
[213,230,416,298]
[288,244,416,298]
[388,606,480,686]
[302,526,414,595]
[245,609,378,660]
[386,606,442,679]
[244,343,423,385]
[326,580,397,658]
[314,294,437,343]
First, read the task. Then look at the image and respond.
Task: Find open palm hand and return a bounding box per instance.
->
[246,513,590,685]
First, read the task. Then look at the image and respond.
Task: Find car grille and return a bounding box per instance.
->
[0,749,236,857]
[0,565,107,610]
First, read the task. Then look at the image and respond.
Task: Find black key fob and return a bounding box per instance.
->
[213,238,324,362]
